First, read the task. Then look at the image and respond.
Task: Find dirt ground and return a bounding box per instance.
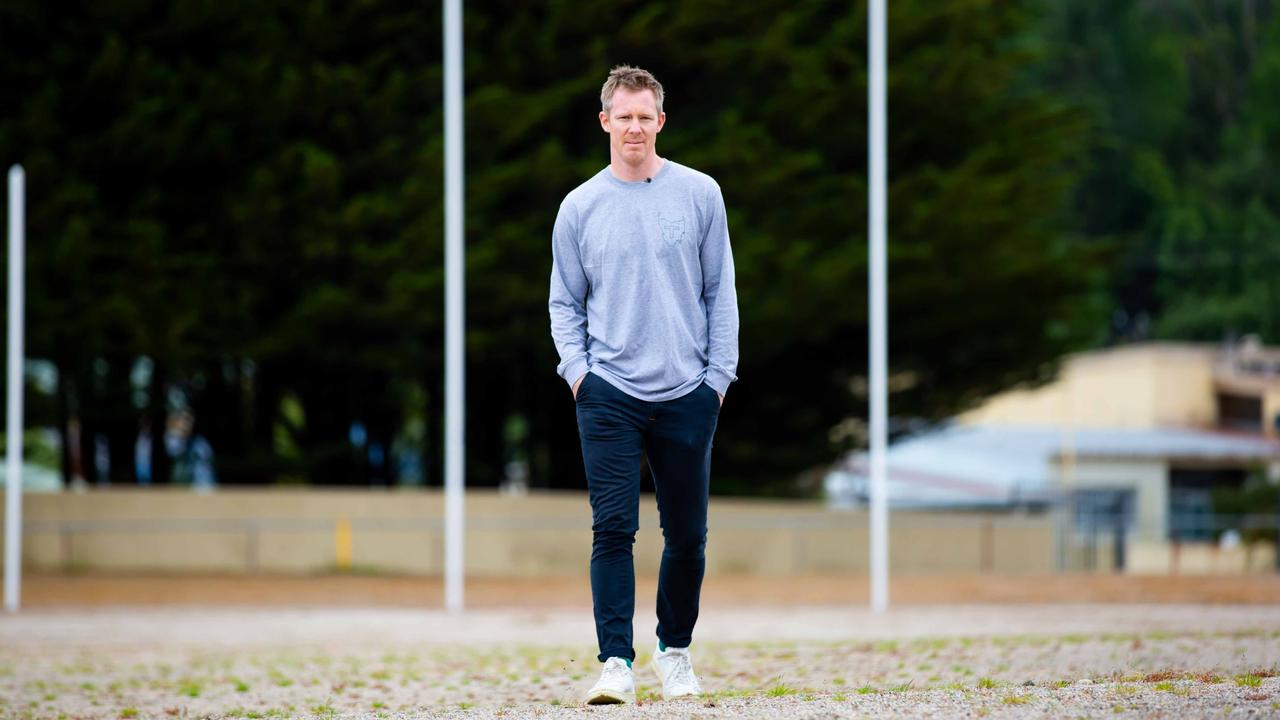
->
[5,573,1280,718]
[18,571,1280,608]
[3,603,1280,719]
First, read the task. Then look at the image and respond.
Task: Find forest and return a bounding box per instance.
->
[1,0,1275,494]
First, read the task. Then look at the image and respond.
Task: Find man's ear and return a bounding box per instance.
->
[599,111,610,133]
[655,111,666,133]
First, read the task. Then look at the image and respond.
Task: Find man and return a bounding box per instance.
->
[548,65,739,705]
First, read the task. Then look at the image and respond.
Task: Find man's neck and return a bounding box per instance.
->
[609,155,664,183]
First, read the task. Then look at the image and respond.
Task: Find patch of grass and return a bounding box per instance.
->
[1235,673,1263,688]
[178,681,201,698]
[311,703,338,719]
[913,638,949,651]
[1002,694,1030,705]
[1153,681,1176,692]
[1052,680,1072,689]
[371,702,385,710]
[234,679,250,693]
[1196,672,1223,684]
[831,693,847,701]
[856,685,877,695]
[976,678,998,690]
[886,681,913,693]
[705,688,752,700]
[120,709,138,718]
[767,683,798,697]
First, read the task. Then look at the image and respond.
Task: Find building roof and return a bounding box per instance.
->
[829,425,1280,508]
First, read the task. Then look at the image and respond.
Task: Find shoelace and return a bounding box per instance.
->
[601,659,631,685]
[664,651,697,688]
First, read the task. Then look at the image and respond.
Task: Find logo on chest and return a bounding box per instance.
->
[657,213,688,248]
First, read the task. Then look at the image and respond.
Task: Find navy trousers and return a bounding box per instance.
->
[574,372,721,662]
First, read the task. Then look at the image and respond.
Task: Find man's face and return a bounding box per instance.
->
[599,87,665,167]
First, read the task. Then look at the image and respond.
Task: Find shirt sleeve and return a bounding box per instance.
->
[548,201,591,387]
[700,184,740,395]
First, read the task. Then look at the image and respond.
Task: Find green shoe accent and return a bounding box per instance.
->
[624,658,632,668]
[659,641,667,652]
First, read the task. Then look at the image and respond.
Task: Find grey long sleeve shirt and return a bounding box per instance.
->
[549,160,739,402]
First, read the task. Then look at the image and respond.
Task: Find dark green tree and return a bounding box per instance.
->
[3,0,1101,494]
[464,0,1099,493]
[1033,0,1280,344]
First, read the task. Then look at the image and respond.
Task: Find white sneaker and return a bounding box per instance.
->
[583,657,635,705]
[650,641,702,699]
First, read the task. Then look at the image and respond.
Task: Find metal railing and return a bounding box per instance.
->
[1063,511,1280,573]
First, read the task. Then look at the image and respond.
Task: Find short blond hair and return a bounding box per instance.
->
[600,65,665,115]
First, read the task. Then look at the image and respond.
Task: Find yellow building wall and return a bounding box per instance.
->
[8,489,1274,576]
[960,344,1218,430]
[1264,387,1280,438]
[1,489,1055,577]
[1055,458,1169,542]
